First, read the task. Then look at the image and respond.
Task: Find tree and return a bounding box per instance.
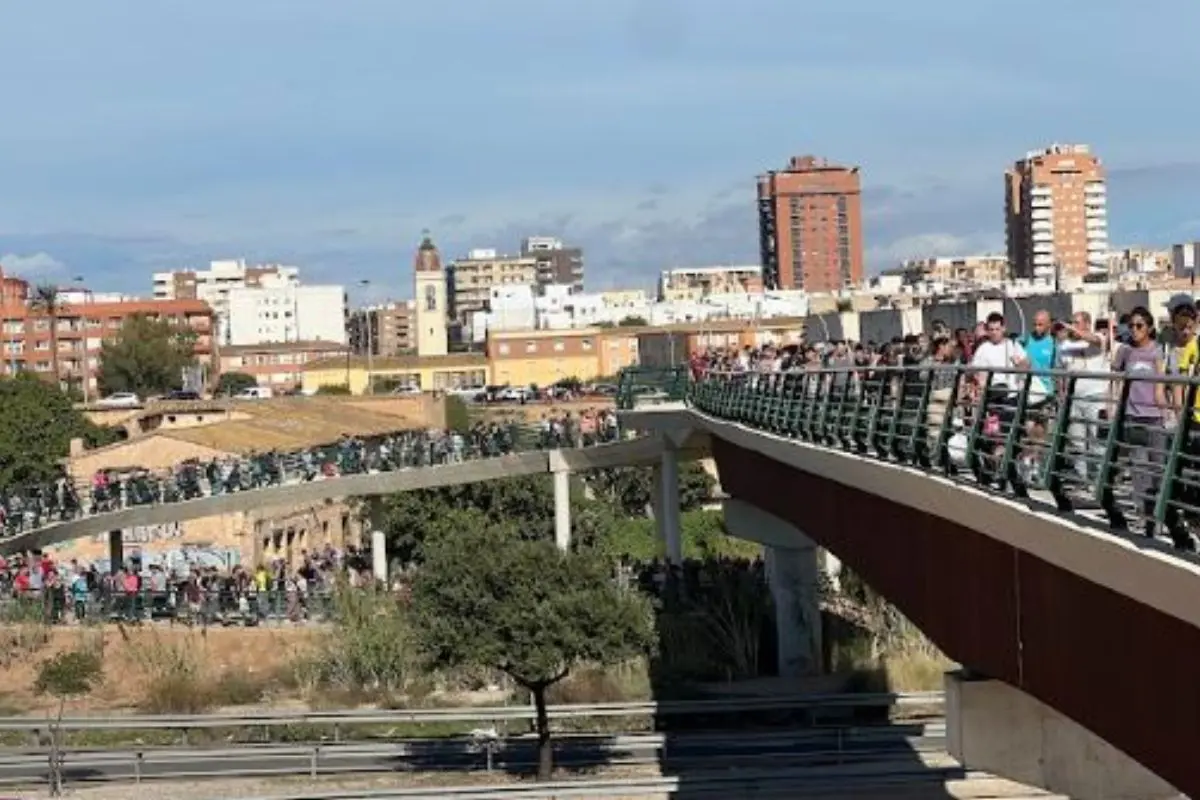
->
[215,371,257,396]
[29,284,67,388]
[316,383,351,395]
[373,474,619,566]
[0,374,121,490]
[411,525,653,780]
[617,315,648,327]
[587,463,717,517]
[34,645,104,796]
[96,314,197,397]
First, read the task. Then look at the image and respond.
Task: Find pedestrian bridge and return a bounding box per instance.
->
[0,435,695,556]
[619,365,1200,800]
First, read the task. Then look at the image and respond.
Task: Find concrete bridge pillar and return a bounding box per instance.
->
[721,499,823,677]
[763,544,823,678]
[655,442,682,566]
[553,468,571,552]
[946,671,1181,800]
[371,530,388,584]
[108,530,124,573]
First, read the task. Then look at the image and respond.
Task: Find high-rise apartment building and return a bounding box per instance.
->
[756,155,864,292]
[521,237,584,294]
[1005,144,1108,280]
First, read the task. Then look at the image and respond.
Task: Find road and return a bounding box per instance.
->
[0,721,945,786]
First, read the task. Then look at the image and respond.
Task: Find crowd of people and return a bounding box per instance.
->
[0,544,376,626]
[690,294,1200,551]
[0,409,622,539]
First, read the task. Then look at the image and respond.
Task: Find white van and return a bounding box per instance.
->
[234,386,274,400]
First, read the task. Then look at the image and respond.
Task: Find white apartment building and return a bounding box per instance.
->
[153,259,302,346]
[225,284,348,347]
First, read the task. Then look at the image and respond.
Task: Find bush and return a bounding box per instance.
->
[303,585,413,694]
[445,395,470,433]
[316,383,352,396]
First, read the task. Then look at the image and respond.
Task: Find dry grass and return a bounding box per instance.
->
[0,625,318,714]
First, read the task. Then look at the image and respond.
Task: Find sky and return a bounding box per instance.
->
[1,0,1198,302]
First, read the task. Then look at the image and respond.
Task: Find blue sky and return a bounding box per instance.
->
[1,0,1198,301]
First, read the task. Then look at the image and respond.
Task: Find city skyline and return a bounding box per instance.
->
[1,0,1198,300]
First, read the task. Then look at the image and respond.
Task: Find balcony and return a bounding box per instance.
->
[1084,182,1106,195]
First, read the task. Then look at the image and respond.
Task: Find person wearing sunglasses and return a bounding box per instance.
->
[1110,306,1182,544]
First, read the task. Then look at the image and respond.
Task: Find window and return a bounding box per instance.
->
[525,341,537,353]
[425,285,438,312]
[581,339,593,351]
[498,343,510,355]
[553,340,565,352]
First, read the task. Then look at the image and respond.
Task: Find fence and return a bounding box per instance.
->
[0,691,945,733]
[689,364,1200,551]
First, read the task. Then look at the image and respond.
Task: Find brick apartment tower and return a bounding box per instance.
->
[1005,144,1108,281]
[756,155,864,292]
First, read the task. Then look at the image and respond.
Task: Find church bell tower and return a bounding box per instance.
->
[413,231,448,358]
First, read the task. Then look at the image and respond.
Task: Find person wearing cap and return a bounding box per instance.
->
[1165,294,1197,375]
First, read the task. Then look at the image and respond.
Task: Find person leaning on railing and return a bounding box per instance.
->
[1169,298,1200,528]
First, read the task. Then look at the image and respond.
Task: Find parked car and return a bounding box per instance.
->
[164,389,201,401]
[234,386,274,400]
[96,392,142,408]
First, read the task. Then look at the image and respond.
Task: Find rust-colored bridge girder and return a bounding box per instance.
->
[712,436,1200,798]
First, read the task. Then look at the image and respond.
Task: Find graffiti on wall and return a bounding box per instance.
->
[91,521,184,545]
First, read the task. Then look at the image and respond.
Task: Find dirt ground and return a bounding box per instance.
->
[0,625,318,715]
[473,398,615,423]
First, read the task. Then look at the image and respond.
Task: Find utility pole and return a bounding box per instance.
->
[360,280,374,394]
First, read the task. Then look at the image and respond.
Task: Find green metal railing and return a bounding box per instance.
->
[689,365,1200,552]
[616,366,691,410]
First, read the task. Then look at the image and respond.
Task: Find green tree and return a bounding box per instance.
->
[617,315,648,327]
[316,383,352,395]
[373,474,617,565]
[29,283,67,388]
[215,371,257,396]
[587,463,716,517]
[96,314,197,397]
[411,525,653,780]
[0,374,121,490]
[34,645,104,796]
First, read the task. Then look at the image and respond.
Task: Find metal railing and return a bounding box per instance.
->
[691,364,1200,551]
[0,586,340,626]
[615,366,690,410]
[0,417,624,540]
[0,723,948,785]
[0,691,945,733]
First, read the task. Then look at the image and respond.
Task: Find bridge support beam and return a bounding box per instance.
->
[946,671,1180,800]
[553,468,571,552]
[655,443,682,566]
[108,530,124,572]
[721,499,823,677]
[371,530,388,584]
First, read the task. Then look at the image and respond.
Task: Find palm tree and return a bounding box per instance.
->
[29,283,67,388]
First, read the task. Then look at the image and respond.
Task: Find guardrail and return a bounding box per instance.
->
[0,724,948,785]
[0,691,945,733]
[616,366,690,411]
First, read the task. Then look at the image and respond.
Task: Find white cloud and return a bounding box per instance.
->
[0,252,67,278]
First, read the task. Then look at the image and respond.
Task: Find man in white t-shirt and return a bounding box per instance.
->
[1058,310,1109,480]
[970,312,1030,399]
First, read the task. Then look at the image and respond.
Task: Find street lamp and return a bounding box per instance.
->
[360,280,374,395]
[73,276,90,403]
